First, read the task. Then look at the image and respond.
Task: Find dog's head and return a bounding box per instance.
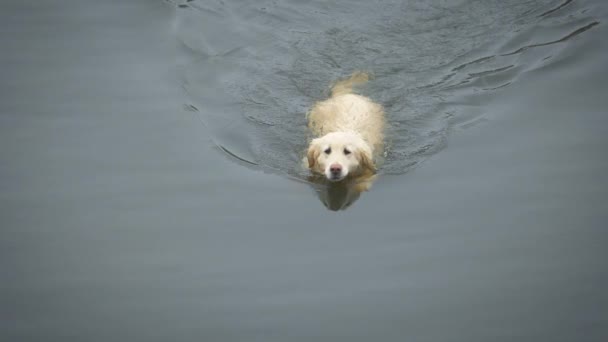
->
[306,132,375,182]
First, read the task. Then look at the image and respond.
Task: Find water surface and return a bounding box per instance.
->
[1,0,607,341]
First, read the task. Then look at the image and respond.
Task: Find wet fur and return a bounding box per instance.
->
[305,72,384,198]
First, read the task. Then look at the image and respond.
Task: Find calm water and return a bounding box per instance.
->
[1,0,607,341]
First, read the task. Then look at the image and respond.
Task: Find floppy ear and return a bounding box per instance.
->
[307,140,321,169]
[357,148,376,174]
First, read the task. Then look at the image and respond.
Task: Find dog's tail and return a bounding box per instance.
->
[330,71,370,97]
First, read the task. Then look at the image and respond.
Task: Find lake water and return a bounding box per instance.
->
[1,0,607,341]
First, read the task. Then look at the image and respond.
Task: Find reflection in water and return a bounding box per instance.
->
[308,175,375,211]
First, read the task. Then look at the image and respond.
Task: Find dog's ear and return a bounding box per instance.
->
[307,140,321,169]
[357,148,376,174]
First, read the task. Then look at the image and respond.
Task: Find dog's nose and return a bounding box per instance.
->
[330,164,342,175]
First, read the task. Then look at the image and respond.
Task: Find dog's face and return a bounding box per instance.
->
[307,132,375,182]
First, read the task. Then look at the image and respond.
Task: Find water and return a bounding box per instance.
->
[1,0,607,341]
[175,0,599,177]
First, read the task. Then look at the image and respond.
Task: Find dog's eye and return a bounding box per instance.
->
[344,148,351,155]
[324,147,331,154]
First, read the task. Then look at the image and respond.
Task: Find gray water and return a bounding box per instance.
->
[1,0,607,341]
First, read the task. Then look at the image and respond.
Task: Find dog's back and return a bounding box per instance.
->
[308,72,385,153]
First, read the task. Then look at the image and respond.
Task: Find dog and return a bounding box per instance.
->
[305,72,385,209]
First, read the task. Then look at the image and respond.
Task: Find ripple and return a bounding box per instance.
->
[538,0,574,17]
[452,56,495,72]
[174,0,599,179]
[217,145,258,167]
[501,21,599,56]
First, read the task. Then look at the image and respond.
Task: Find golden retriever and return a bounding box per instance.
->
[305,72,384,208]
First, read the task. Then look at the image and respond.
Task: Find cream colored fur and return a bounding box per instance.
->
[305,72,385,193]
